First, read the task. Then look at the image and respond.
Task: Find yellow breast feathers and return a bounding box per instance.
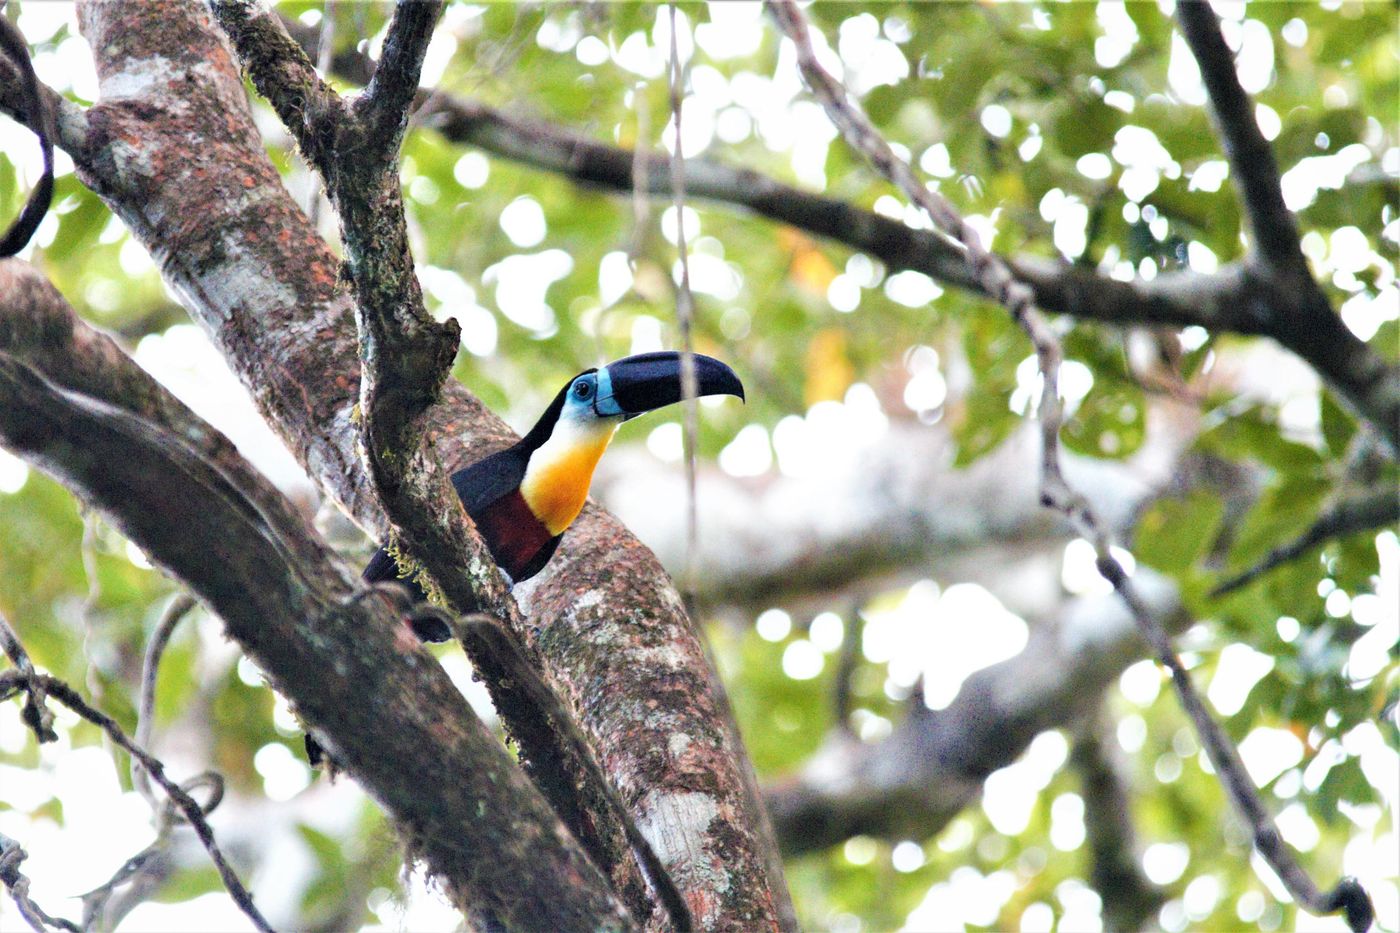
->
[519,420,619,536]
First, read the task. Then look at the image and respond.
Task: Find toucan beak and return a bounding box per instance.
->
[594,351,745,419]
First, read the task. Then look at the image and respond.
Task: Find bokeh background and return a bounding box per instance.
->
[1,2,1396,930]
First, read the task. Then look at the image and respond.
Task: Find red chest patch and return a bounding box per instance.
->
[473,490,554,582]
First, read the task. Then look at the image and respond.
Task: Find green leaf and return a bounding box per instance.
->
[1135,490,1226,575]
[154,866,224,904]
[1319,390,1357,458]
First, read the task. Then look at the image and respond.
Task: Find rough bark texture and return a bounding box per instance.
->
[49,1,788,926]
[0,259,632,930]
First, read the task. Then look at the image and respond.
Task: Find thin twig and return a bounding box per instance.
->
[668,3,701,605]
[1099,560,1372,931]
[1212,488,1400,597]
[0,611,54,743]
[7,674,275,933]
[0,833,80,933]
[133,593,198,806]
[765,3,1374,929]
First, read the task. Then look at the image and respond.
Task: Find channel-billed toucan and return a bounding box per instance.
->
[363,351,744,640]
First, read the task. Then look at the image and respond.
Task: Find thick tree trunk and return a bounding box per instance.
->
[49,0,790,926]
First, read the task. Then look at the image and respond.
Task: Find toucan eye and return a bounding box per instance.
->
[574,381,593,400]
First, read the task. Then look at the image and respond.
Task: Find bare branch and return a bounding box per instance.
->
[2,608,268,932]
[133,593,199,807]
[355,0,443,159]
[1174,1,1399,456]
[1097,558,1373,932]
[0,832,81,933]
[766,3,1374,928]
[0,610,55,743]
[766,574,1186,854]
[205,0,345,168]
[1212,487,1400,597]
[1175,1,1307,284]
[0,257,631,928]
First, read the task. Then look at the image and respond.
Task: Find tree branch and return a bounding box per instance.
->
[355,0,442,158]
[454,615,692,932]
[80,2,785,925]
[208,5,675,921]
[1071,712,1165,933]
[0,258,632,929]
[1097,558,1373,932]
[0,831,81,933]
[0,607,55,744]
[766,572,1187,854]
[276,12,1400,453]
[1212,487,1400,597]
[766,4,1373,928]
[14,673,274,933]
[0,16,55,258]
[132,593,198,807]
[1175,1,1399,456]
[1175,1,1307,284]
[3,608,268,932]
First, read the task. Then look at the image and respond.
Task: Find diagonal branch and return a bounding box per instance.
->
[1175,1,1399,456]
[207,4,703,925]
[0,258,632,929]
[356,0,443,158]
[765,3,1374,929]
[1212,487,1400,597]
[283,13,1400,458]
[1175,1,1308,285]
[1099,559,1373,932]
[274,10,1400,452]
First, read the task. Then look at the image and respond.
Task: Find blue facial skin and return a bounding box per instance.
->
[555,370,626,426]
[586,367,629,419]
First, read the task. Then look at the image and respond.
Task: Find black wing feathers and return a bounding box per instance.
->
[362,447,529,602]
[450,448,529,515]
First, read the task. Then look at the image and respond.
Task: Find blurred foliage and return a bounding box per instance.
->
[1,2,1396,931]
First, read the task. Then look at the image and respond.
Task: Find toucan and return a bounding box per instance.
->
[363,350,744,641]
